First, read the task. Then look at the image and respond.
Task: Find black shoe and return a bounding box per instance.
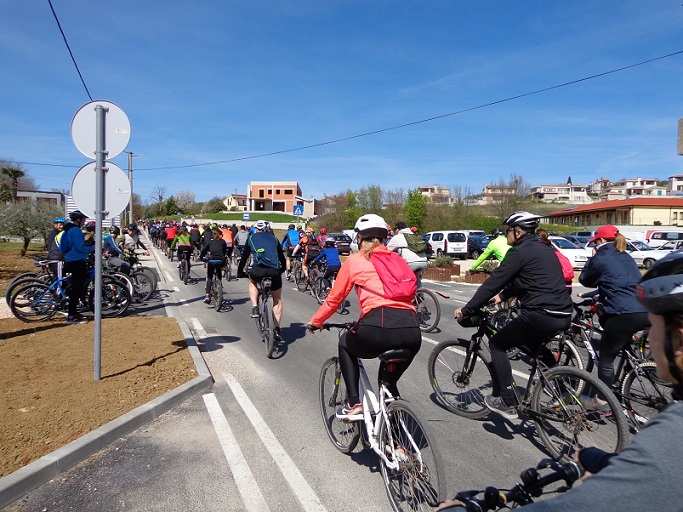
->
[484,395,518,420]
[66,315,88,325]
[250,306,259,318]
[273,328,282,342]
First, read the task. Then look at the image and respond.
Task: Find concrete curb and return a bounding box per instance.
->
[0,239,214,510]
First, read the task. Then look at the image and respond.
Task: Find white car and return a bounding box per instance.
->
[548,236,591,269]
[585,239,672,269]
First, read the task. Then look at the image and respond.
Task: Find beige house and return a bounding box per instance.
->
[546,197,683,227]
[479,184,516,204]
[418,185,456,205]
[530,183,590,203]
[223,193,247,211]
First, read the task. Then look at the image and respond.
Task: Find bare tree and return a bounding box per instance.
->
[175,190,196,213]
[150,185,167,215]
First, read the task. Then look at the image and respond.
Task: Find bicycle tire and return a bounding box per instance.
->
[110,272,135,300]
[295,266,308,292]
[378,400,447,511]
[183,259,189,285]
[548,334,585,372]
[530,365,629,461]
[428,338,494,419]
[138,267,158,293]
[318,356,360,453]
[5,276,51,306]
[259,294,275,358]
[224,259,232,282]
[621,361,673,431]
[9,282,59,322]
[214,276,223,312]
[415,288,440,333]
[131,271,154,302]
[5,272,43,305]
[90,276,131,318]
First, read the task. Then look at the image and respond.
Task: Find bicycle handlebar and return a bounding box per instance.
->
[448,459,584,511]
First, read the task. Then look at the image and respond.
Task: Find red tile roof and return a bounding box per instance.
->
[549,197,683,216]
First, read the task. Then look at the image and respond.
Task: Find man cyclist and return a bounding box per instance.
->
[387,221,428,283]
[164,223,177,255]
[281,223,301,281]
[454,211,572,419]
[237,220,287,342]
[59,210,94,325]
[470,228,511,271]
[312,238,342,290]
[234,224,249,260]
[200,228,228,303]
[439,249,683,511]
[296,227,320,282]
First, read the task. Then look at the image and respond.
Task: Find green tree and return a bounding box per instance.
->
[164,196,179,216]
[1,166,25,202]
[343,189,362,229]
[203,196,225,214]
[0,201,63,255]
[404,188,427,229]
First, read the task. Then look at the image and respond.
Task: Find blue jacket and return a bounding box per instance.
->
[281,228,300,248]
[313,247,341,267]
[579,244,646,316]
[103,234,123,256]
[59,223,94,262]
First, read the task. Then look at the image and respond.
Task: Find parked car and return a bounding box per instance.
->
[585,239,671,269]
[327,233,352,255]
[655,240,683,252]
[644,230,683,248]
[548,236,591,269]
[561,235,590,246]
[569,230,594,238]
[423,230,468,259]
[468,234,494,259]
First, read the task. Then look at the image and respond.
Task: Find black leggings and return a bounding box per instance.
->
[489,309,570,405]
[598,312,650,387]
[339,310,421,404]
[205,261,223,293]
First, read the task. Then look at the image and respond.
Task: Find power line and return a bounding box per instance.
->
[47,0,92,101]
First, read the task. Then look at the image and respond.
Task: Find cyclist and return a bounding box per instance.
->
[58,210,94,325]
[200,228,228,303]
[470,228,510,272]
[171,226,193,269]
[281,223,301,280]
[579,224,650,393]
[537,228,575,294]
[235,225,249,259]
[387,221,428,281]
[103,226,131,275]
[122,224,150,257]
[307,213,421,420]
[189,224,201,251]
[317,227,330,248]
[237,220,286,342]
[164,222,177,255]
[296,227,320,282]
[438,249,683,511]
[312,238,342,290]
[46,216,65,278]
[454,211,572,419]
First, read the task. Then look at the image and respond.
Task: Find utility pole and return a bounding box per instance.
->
[125,152,142,225]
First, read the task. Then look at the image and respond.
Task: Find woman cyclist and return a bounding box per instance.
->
[438,250,683,511]
[312,238,342,290]
[306,213,421,421]
[200,228,227,304]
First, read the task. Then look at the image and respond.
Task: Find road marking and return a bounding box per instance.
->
[223,372,327,512]
[188,317,208,340]
[179,298,188,307]
[173,286,180,292]
[203,393,270,512]
[421,335,529,382]
[164,270,175,282]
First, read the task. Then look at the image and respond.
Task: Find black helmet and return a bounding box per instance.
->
[504,211,541,232]
[325,238,336,247]
[128,224,138,231]
[69,210,86,221]
[110,226,120,235]
[288,224,295,230]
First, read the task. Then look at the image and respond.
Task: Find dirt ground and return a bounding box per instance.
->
[0,246,198,478]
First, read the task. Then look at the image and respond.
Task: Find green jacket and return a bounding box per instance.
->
[171,232,192,249]
[470,235,510,271]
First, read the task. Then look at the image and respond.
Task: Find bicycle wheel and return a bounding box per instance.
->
[295,265,308,292]
[5,272,42,305]
[318,356,360,453]
[378,400,447,511]
[621,361,673,431]
[139,267,158,293]
[261,295,275,358]
[92,276,131,318]
[427,339,494,419]
[548,334,585,372]
[632,329,651,362]
[9,282,59,322]
[213,276,223,312]
[5,276,51,306]
[183,259,190,285]
[224,259,232,282]
[415,288,440,333]
[530,365,629,461]
[131,271,154,302]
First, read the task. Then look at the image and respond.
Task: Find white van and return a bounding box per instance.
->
[645,230,683,248]
[423,230,468,259]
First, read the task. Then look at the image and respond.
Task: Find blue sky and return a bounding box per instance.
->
[2,1,683,208]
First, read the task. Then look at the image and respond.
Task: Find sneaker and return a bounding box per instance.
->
[484,395,518,420]
[177,262,181,268]
[66,315,88,325]
[580,395,610,413]
[273,327,282,342]
[250,306,259,318]
[336,402,363,421]
[203,294,211,304]
[285,271,291,281]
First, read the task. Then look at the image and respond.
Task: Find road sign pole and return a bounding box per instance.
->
[94,105,108,381]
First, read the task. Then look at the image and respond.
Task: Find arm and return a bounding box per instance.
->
[470,244,495,271]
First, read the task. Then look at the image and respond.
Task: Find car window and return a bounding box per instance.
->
[630,240,654,251]
[551,238,578,249]
[332,234,351,242]
[432,233,443,241]
[447,233,466,242]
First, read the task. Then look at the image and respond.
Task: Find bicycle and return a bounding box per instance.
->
[292,255,308,292]
[206,259,224,312]
[310,264,346,314]
[444,458,583,511]
[414,287,441,333]
[317,322,446,511]
[177,249,191,285]
[255,276,277,359]
[555,299,673,431]
[223,251,233,282]
[428,306,629,460]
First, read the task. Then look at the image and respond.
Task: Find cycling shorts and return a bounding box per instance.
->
[249,265,283,291]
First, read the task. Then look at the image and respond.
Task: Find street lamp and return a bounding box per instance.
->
[125,152,142,225]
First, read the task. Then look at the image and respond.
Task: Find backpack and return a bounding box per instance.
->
[369,251,417,302]
[248,232,281,269]
[404,233,427,254]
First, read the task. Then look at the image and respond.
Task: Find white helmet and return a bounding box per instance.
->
[354,213,389,241]
[254,220,267,231]
[504,211,541,231]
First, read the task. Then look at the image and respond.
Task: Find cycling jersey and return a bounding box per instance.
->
[313,247,342,268]
[470,234,510,271]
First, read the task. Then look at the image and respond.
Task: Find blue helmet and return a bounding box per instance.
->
[54,217,66,223]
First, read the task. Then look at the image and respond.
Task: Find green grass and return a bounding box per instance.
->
[175,212,302,223]
[0,242,45,251]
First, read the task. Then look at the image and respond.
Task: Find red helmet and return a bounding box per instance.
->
[319,227,327,234]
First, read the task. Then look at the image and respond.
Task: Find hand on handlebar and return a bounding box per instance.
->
[307,323,321,333]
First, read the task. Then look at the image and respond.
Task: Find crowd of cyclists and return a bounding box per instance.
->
[32,210,683,511]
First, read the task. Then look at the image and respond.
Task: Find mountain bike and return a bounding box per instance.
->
[310,264,346,314]
[443,458,583,511]
[428,306,628,460]
[177,250,191,285]
[255,277,277,358]
[555,299,673,431]
[207,259,224,312]
[317,322,446,511]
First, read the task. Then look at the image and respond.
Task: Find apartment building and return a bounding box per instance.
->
[530,183,590,203]
[418,185,457,205]
[247,181,314,217]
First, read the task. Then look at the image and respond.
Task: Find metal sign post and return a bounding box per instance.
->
[93,105,106,381]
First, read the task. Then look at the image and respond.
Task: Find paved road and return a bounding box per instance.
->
[4,244,594,511]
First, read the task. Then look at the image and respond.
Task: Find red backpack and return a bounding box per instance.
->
[368,251,417,302]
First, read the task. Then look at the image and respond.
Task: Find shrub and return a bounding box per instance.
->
[429,256,454,268]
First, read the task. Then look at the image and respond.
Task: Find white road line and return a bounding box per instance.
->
[203,393,270,512]
[421,335,529,382]
[164,270,175,282]
[223,372,327,512]
[188,317,208,340]
[173,286,180,292]
[179,298,188,307]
